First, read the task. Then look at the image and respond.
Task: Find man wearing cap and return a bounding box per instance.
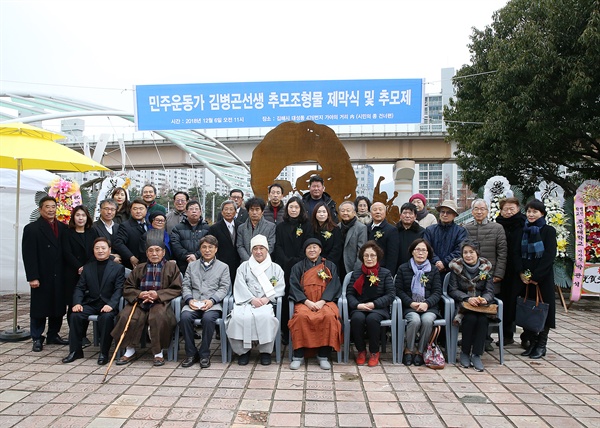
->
[111,230,182,367]
[226,235,285,366]
[396,202,425,271]
[423,200,468,276]
[368,202,399,271]
[409,193,437,228]
[180,235,231,369]
[301,175,339,223]
[338,201,368,279]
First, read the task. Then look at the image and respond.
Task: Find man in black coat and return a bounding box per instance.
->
[208,200,240,283]
[113,199,148,270]
[170,200,210,275]
[92,198,122,263]
[368,202,399,271]
[62,237,125,365]
[22,196,69,352]
[396,202,425,271]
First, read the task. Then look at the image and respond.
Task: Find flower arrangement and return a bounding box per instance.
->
[484,176,513,222]
[374,231,383,240]
[269,276,278,287]
[322,230,332,240]
[47,177,82,224]
[296,226,303,237]
[488,193,506,221]
[585,206,600,263]
[368,272,380,286]
[543,197,570,259]
[317,268,331,281]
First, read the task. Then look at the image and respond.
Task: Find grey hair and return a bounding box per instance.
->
[220,199,236,210]
[471,198,488,210]
[100,198,118,209]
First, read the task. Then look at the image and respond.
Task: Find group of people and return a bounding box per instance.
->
[22,176,556,371]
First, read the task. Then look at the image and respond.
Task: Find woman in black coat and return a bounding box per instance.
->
[311,202,343,270]
[346,241,395,367]
[395,238,442,366]
[274,196,313,340]
[519,199,557,360]
[448,240,495,372]
[495,197,526,345]
[62,206,98,320]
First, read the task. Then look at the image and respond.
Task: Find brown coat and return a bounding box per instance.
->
[111,260,182,354]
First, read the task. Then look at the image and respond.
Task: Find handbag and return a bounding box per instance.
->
[515,284,549,333]
[461,301,498,315]
[423,325,445,370]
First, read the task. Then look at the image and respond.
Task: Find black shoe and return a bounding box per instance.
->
[502,337,515,345]
[238,351,251,366]
[200,357,211,368]
[47,335,69,345]
[62,350,84,363]
[97,353,109,365]
[413,354,424,366]
[32,339,43,352]
[521,341,537,357]
[194,332,202,340]
[529,346,547,359]
[182,355,200,368]
[402,353,413,366]
[260,353,271,366]
[485,341,494,352]
[82,337,92,349]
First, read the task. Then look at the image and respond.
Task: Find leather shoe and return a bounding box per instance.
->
[413,354,424,366]
[115,354,138,365]
[97,354,109,365]
[32,339,43,352]
[153,357,165,367]
[260,353,272,366]
[238,351,251,366]
[182,355,199,368]
[62,350,84,363]
[82,337,92,349]
[46,335,69,345]
[200,357,211,368]
[402,353,413,366]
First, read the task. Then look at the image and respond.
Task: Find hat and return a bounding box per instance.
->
[436,200,459,215]
[250,234,269,251]
[145,229,166,250]
[303,238,322,252]
[409,193,427,205]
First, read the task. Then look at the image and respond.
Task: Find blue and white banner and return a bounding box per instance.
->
[134,79,423,130]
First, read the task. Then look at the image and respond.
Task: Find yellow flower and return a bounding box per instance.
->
[368,274,380,286]
[523,269,532,281]
[270,276,277,287]
[322,231,332,240]
[557,239,567,252]
[374,231,383,239]
[317,269,331,281]
[296,227,303,237]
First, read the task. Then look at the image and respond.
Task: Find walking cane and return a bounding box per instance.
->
[102,301,138,383]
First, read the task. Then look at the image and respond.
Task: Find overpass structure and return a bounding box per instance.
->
[0,93,455,200]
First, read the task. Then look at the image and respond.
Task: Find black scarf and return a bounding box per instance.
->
[416,208,429,221]
[496,212,526,232]
[340,216,357,239]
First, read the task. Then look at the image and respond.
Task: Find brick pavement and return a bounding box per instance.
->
[0,294,598,427]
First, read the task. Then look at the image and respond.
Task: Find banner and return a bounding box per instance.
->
[135,79,423,130]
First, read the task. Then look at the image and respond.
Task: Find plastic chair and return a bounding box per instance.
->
[341,272,400,364]
[398,274,455,364]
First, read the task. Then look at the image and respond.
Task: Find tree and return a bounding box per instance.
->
[444,0,600,196]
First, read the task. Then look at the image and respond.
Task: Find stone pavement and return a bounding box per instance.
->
[0,294,598,428]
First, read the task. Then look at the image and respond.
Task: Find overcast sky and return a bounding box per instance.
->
[1,0,509,183]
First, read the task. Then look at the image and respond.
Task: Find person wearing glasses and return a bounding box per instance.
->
[139,212,172,262]
[396,238,442,366]
[346,241,395,366]
[218,189,249,225]
[423,200,468,280]
[166,191,190,233]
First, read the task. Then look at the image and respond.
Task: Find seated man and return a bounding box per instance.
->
[226,235,285,366]
[62,237,125,365]
[180,235,231,369]
[111,230,182,367]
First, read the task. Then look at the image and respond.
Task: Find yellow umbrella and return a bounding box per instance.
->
[0,122,109,341]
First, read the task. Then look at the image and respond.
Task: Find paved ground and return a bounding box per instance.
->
[0,293,598,428]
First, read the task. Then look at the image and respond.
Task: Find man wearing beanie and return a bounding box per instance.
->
[226,235,285,366]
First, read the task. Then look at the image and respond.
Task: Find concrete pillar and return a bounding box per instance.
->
[393,160,415,206]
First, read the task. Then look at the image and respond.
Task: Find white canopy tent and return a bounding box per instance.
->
[0,169,59,295]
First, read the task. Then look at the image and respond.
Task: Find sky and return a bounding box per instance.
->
[0,0,509,184]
